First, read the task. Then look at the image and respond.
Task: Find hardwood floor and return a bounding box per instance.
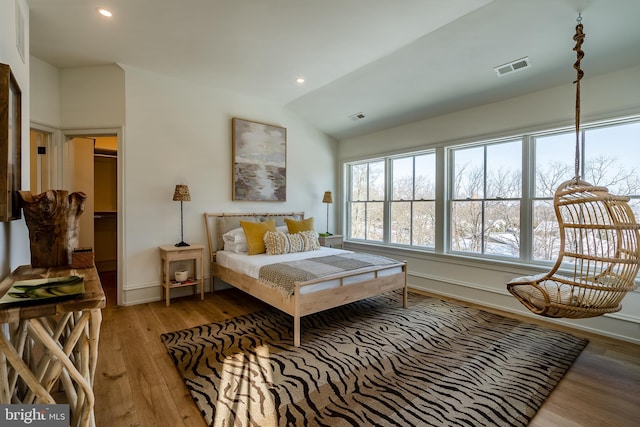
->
[94,274,640,426]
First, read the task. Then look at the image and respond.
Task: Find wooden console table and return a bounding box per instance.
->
[0,265,106,427]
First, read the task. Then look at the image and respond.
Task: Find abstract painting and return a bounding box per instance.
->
[232,118,286,201]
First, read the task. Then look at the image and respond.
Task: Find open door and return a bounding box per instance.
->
[29,129,51,193]
[69,137,95,249]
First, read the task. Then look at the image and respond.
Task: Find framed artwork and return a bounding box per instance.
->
[0,63,22,221]
[232,118,286,201]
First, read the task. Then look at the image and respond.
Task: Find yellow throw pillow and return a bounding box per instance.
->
[284,217,315,234]
[240,220,276,255]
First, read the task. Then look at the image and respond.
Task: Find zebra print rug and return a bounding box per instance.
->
[161,291,587,427]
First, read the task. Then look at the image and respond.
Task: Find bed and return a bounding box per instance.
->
[204,212,407,347]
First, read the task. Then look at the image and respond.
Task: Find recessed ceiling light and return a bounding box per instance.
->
[296,78,305,84]
[97,8,113,17]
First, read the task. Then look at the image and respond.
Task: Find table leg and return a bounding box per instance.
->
[192,258,197,297]
[28,317,95,427]
[200,252,205,300]
[0,326,56,404]
[160,259,164,303]
[164,258,170,306]
[88,309,102,385]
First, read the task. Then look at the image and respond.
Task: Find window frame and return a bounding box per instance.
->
[346,151,438,248]
[447,139,523,259]
[343,115,640,272]
[389,151,436,248]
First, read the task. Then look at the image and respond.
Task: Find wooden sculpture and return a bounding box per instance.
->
[18,189,86,267]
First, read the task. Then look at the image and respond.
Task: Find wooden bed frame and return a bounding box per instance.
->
[204,212,407,347]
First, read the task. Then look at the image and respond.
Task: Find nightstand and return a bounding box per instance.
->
[159,244,205,306]
[318,234,344,248]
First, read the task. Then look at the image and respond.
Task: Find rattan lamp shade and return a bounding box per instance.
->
[172,184,191,202]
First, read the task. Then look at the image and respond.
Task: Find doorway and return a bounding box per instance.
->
[29,126,122,305]
[67,135,119,305]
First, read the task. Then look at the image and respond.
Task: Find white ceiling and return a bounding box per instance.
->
[27,0,640,140]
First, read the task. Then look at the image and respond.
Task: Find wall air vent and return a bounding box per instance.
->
[349,112,366,121]
[494,57,531,77]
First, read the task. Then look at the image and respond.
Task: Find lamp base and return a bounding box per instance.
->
[175,241,190,247]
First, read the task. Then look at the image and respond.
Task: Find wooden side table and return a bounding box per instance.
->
[159,244,205,306]
[0,265,106,427]
[318,234,344,248]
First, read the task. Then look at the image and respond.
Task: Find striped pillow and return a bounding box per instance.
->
[264,231,320,255]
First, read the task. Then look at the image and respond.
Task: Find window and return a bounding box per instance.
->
[344,116,640,270]
[450,140,521,257]
[348,161,385,241]
[390,153,436,247]
[347,153,436,246]
[533,121,640,262]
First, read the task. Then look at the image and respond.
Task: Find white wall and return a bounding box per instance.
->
[0,0,31,276]
[339,64,640,344]
[120,66,337,304]
[340,65,640,159]
[30,61,337,305]
[30,56,60,127]
[59,65,125,128]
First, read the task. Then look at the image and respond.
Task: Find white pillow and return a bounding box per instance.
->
[222,225,288,245]
[222,227,246,244]
[223,241,249,253]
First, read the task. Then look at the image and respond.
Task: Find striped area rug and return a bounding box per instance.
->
[161,291,587,427]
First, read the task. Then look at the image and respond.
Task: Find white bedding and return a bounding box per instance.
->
[215,247,403,295]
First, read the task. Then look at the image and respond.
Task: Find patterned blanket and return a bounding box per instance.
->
[258,253,400,297]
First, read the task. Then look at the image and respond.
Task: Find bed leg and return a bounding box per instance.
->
[293,315,301,347]
[402,263,408,308]
[403,285,408,308]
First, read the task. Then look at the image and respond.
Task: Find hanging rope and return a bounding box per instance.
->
[572,14,585,181]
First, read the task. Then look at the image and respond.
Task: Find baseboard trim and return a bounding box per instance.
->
[406,274,640,345]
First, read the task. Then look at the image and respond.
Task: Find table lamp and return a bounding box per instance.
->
[172,184,191,247]
[322,191,333,236]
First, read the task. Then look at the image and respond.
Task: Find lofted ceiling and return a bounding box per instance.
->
[27,0,640,140]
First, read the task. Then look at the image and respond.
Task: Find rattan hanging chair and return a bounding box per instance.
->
[507,16,640,318]
[508,178,640,318]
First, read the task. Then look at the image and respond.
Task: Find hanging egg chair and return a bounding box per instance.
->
[507,16,640,318]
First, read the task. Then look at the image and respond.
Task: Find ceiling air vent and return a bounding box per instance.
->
[349,112,366,121]
[494,57,531,77]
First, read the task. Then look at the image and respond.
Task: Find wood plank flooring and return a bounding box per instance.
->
[94,273,640,426]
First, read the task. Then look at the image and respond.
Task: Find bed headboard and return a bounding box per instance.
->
[203,212,305,262]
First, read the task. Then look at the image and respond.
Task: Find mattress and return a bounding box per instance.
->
[215,247,403,295]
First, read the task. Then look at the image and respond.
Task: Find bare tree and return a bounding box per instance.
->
[350,152,639,259]
[585,154,640,194]
[533,154,640,261]
[349,162,384,240]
